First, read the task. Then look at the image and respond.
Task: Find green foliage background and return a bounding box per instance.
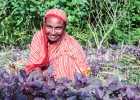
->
[0,0,140,50]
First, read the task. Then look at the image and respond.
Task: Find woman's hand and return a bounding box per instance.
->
[34,67,43,75]
[43,69,47,75]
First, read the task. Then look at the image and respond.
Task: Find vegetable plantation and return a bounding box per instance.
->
[0,45,140,99]
[0,0,140,99]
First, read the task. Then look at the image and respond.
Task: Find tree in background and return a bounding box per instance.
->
[0,0,140,50]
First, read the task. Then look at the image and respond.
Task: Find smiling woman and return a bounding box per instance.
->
[46,17,66,44]
[25,8,90,80]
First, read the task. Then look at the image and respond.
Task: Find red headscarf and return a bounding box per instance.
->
[42,8,67,41]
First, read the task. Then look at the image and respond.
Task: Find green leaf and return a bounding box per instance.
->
[30,8,36,12]
[16,18,23,25]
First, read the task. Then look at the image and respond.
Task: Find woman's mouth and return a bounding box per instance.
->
[49,35,57,39]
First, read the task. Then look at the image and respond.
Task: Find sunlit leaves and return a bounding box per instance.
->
[107,76,118,86]
[0,0,139,49]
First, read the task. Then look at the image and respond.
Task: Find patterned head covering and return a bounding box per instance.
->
[44,8,67,23]
[42,8,67,38]
[40,8,67,71]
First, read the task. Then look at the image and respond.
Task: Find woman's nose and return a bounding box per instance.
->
[51,28,56,35]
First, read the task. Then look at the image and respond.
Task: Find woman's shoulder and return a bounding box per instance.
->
[63,33,83,51]
[33,30,42,36]
[31,30,43,40]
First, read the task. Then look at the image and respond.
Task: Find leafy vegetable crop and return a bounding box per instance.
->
[0,68,140,100]
[0,45,140,99]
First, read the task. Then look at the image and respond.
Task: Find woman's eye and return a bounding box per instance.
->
[56,27,61,30]
[56,28,60,30]
[47,26,51,29]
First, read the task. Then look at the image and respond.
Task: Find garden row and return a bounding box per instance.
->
[0,69,140,99]
[0,45,140,99]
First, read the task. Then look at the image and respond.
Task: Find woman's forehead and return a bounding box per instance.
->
[46,17,65,25]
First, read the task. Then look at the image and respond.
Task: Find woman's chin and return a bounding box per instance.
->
[48,39,58,44]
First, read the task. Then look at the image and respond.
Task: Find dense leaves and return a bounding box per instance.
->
[0,0,140,50]
[0,45,140,99]
[0,69,140,99]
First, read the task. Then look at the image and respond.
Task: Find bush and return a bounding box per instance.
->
[0,0,140,50]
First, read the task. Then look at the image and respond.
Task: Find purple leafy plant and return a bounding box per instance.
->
[0,68,140,99]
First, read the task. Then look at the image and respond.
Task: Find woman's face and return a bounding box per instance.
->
[46,17,66,44]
